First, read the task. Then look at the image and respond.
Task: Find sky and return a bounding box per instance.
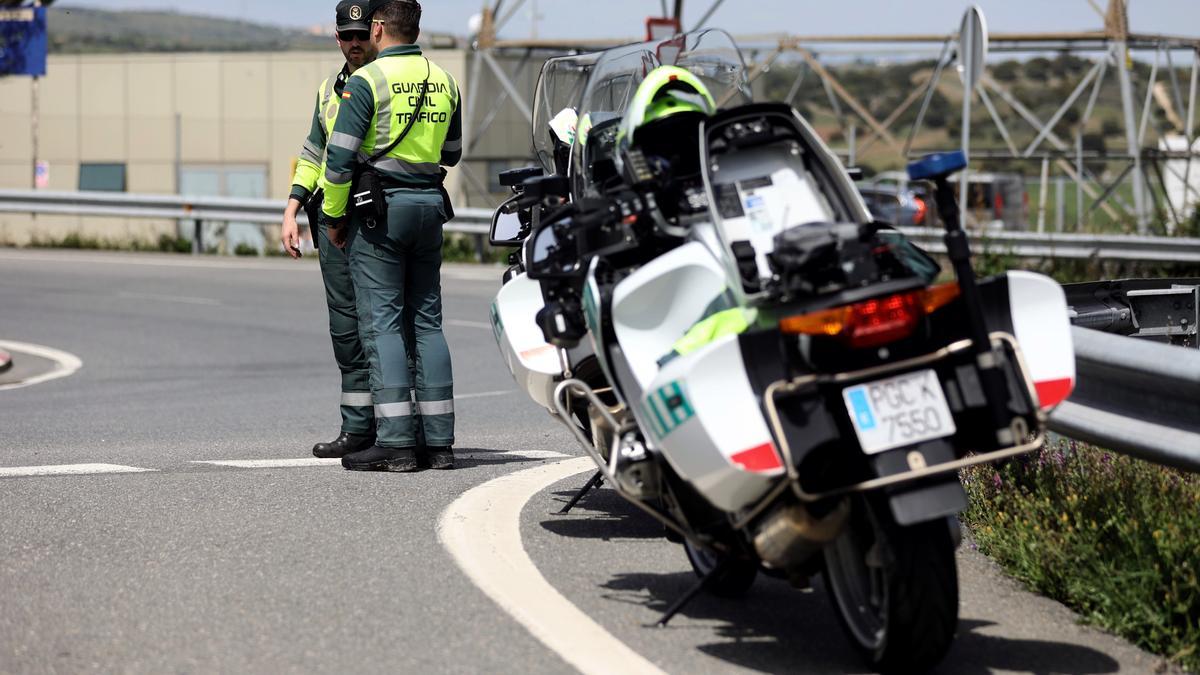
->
[58,0,1200,41]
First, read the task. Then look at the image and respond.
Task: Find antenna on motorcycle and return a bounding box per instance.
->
[908,150,1016,448]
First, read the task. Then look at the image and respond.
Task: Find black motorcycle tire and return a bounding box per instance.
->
[822,495,958,674]
[683,540,758,598]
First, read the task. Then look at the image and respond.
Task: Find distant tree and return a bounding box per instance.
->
[1082,132,1108,174]
[993,60,1020,82]
[1025,57,1052,82]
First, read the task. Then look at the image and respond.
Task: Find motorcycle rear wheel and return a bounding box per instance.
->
[683,540,758,598]
[822,495,958,674]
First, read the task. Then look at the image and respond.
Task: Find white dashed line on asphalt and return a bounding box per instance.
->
[192,458,343,469]
[0,464,157,478]
[0,340,84,392]
[194,450,569,469]
[454,389,514,401]
[446,319,494,330]
[438,457,668,675]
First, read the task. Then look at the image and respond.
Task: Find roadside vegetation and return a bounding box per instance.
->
[963,440,1200,672]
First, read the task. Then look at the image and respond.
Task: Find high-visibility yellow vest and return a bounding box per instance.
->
[291,70,347,199]
[352,54,459,182]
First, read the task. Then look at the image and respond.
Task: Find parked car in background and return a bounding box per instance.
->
[863,170,1028,230]
[952,172,1029,231]
[857,182,931,227]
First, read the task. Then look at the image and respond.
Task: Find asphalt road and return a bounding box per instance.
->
[0,248,1178,674]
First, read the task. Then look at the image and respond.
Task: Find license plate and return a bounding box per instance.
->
[842,369,957,455]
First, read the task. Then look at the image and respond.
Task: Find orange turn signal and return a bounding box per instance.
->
[780,282,961,349]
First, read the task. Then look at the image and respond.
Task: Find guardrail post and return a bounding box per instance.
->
[192,219,202,255]
[474,234,485,263]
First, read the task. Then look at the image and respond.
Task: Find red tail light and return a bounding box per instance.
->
[995,193,1005,220]
[912,196,928,225]
[781,283,961,349]
[847,293,923,347]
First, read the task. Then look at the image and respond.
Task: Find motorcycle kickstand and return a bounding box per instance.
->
[555,470,604,515]
[654,558,731,628]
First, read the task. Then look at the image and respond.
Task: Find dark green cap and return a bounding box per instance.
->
[336,0,370,31]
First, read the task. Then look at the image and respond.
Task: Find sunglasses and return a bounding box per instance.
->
[337,29,370,42]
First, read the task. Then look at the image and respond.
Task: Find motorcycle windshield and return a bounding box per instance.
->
[532,54,600,175]
[570,29,751,198]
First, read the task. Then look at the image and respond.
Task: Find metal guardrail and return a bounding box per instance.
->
[0,189,493,254]
[3,190,1200,263]
[2,191,1198,471]
[1050,326,1200,473]
[900,226,1200,264]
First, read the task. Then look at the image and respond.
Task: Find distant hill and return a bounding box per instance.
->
[48,6,332,53]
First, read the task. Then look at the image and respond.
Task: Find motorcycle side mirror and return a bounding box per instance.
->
[525,217,581,281]
[518,175,571,209]
[500,166,543,189]
[489,196,525,247]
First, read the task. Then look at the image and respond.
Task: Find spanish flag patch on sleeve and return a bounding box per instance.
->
[342,91,352,99]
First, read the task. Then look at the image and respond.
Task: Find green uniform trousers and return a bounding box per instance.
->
[316,214,376,435]
[347,189,455,448]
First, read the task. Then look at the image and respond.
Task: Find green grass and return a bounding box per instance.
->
[26,233,196,254]
[963,440,1200,672]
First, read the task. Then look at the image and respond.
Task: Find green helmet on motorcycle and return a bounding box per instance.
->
[620,65,716,146]
[615,65,717,182]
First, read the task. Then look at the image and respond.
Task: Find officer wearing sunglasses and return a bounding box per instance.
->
[279,0,380,460]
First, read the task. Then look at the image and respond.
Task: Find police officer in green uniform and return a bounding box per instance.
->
[279,0,379,459]
[323,0,462,472]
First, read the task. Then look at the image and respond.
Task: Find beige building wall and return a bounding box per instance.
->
[0,47,469,246]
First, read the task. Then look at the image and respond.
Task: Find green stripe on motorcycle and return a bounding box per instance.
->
[644,381,695,439]
[669,382,694,418]
[645,397,670,438]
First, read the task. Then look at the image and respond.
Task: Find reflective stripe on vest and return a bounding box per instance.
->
[357,57,458,182]
[319,75,340,139]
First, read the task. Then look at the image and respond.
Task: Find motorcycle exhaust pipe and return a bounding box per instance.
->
[753,499,850,570]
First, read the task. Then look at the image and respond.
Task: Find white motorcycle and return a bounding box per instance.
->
[513,30,1077,673]
[488,53,625,511]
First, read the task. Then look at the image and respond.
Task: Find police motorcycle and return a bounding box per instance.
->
[516,29,1078,673]
[488,53,626,508]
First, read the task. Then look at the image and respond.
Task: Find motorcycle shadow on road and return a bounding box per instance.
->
[547,489,1121,675]
[451,449,567,470]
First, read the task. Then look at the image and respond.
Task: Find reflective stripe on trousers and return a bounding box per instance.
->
[348,190,455,448]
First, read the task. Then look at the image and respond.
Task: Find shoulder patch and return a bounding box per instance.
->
[342,91,352,99]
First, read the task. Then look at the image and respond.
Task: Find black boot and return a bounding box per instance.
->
[342,445,420,473]
[425,447,454,470]
[313,432,376,459]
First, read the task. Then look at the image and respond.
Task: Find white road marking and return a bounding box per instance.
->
[438,457,668,675]
[192,458,342,469]
[446,319,493,330]
[459,450,570,461]
[0,340,84,392]
[117,291,222,306]
[454,389,513,401]
[195,450,568,469]
[0,464,156,478]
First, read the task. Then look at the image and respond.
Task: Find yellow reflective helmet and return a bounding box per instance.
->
[620,65,717,146]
